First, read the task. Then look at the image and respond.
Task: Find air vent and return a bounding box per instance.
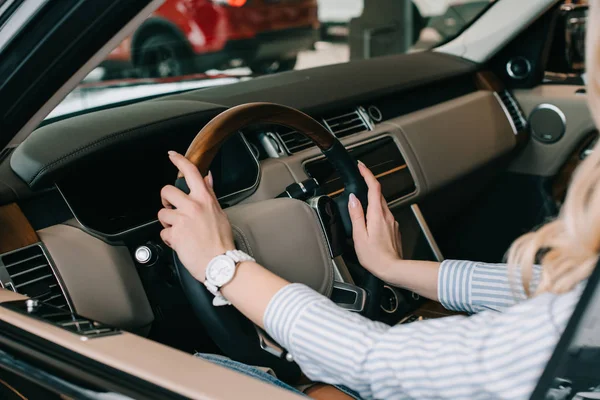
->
[0,245,70,310]
[497,90,527,134]
[323,108,372,138]
[275,107,372,154]
[1,300,119,339]
[278,127,315,154]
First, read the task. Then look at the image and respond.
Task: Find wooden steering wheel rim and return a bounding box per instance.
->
[179,102,336,178]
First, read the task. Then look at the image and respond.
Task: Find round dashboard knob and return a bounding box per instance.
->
[134,245,154,265]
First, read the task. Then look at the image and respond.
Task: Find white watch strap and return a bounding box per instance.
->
[204,250,254,307]
[225,250,255,264]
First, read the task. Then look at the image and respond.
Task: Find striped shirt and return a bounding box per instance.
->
[264,260,584,399]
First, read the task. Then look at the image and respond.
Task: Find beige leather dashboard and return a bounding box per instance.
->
[27,89,518,333]
[510,85,595,177]
[0,87,518,399]
[37,224,154,332]
[244,90,517,207]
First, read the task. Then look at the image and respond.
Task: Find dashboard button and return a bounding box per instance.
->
[134,245,153,265]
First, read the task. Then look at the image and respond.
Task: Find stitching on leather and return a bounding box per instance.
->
[231,224,255,257]
[29,110,219,186]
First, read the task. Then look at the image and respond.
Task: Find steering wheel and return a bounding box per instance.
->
[173,103,381,383]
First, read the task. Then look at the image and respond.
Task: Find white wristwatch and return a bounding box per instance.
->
[204,250,255,306]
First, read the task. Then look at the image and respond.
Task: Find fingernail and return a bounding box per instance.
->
[207,171,214,188]
[168,151,177,157]
[349,193,358,208]
[357,160,365,167]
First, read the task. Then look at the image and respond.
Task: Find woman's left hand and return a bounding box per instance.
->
[158,151,235,282]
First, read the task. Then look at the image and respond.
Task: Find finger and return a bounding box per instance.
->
[381,195,393,218]
[204,171,217,201]
[157,208,179,228]
[348,193,367,239]
[168,151,210,200]
[161,185,190,210]
[160,228,173,248]
[358,162,383,216]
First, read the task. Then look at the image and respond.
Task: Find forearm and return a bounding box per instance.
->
[220,261,289,329]
[379,259,441,301]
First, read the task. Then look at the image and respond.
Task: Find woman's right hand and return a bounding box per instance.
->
[348,163,403,281]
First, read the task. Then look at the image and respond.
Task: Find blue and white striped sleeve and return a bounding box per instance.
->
[438,260,543,314]
[264,283,580,400]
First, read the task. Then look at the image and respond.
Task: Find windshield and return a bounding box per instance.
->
[46,0,495,122]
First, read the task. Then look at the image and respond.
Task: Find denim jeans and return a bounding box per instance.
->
[195,353,361,399]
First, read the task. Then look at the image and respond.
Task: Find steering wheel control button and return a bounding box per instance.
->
[506,56,532,80]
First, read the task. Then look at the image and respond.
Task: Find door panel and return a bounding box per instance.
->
[510,85,596,177]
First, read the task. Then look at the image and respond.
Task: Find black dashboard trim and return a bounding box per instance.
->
[163,52,478,115]
[11,101,225,190]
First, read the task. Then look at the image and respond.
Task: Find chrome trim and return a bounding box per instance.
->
[410,205,444,262]
[530,103,567,142]
[134,246,152,264]
[298,181,307,194]
[493,92,519,136]
[367,105,383,122]
[332,255,355,285]
[259,131,286,158]
[332,281,366,313]
[308,195,335,258]
[0,253,11,290]
[254,325,292,361]
[506,56,532,80]
[321,116,334,134]
[56,132,260,239]
[357,106,375,131]
[276,107,372,154]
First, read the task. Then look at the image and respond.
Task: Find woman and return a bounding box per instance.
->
[156,3,600,398]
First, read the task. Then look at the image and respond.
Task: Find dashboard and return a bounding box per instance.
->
[0,51,529,334]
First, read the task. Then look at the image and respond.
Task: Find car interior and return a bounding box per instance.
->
[0,0,597,398]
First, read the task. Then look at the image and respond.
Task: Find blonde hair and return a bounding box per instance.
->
[507,0,600,296]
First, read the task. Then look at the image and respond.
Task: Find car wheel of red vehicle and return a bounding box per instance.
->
[249,57,297,75]
[137,33,194,78]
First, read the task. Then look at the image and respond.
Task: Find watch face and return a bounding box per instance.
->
[206,256,236,286]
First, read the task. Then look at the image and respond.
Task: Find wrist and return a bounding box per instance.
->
[373,257,402,284]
